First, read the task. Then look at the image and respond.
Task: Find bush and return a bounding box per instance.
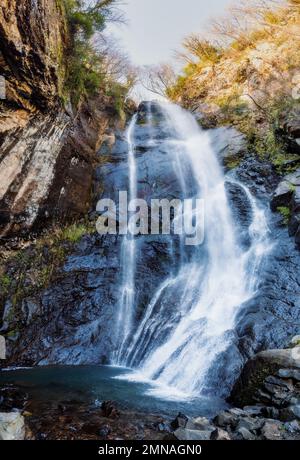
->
[276,206,291,225]
[61,0,128,108]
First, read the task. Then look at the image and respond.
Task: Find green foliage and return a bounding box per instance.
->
[0,274,11,296]
[224,156,242,170]
[64,0,116,39]
[106,82,128,119]
[69,10,105,39]
[276,206,291,225]
[60,222,92,242]
[64,39,105,106]
[182,36,222,64]
[0,222,94,315]
[61,0,129,109]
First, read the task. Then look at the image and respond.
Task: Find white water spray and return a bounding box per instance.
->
[116,102,270,398]
[114,114,138,363]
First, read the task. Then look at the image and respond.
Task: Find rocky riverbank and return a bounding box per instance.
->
[170,336,300,441]
[0,337,299,440]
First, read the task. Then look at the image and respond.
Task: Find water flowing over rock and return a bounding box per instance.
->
[3,101,299,402]
[113,102,270,399]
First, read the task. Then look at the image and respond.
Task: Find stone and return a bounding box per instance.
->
[174,428,212,441]
[99,425,111,438]
[261,406,280,419]
[228,408,246,417]
[186,416,214,431]
[288,335,300,348]
[270,171,300,211]
[284,420,300,433]
[235,427,256,440]
[0,412,25,440]
[279,405,300,422]
[210,428,231,440]
[213,411,239,429]
[243,405,264,416]
[277,368,300,381]
[230,349,300,407]
[171,412,188,430]
[101,401,120,419]
[236,417,263,433]
[261,420,283,440]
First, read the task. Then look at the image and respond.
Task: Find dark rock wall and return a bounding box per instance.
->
[2,104,299,402]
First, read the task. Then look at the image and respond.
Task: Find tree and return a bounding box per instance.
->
[140,64,177,98]
[65,0,125,39]
[178,36,222,64]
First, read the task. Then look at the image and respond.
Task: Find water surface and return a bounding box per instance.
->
[0,365,227,418]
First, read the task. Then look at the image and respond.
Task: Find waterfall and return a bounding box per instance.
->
[114,114,138,364]
[115,102,270,398]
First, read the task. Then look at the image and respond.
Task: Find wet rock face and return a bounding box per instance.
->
[280,110,300,155]
[1,104,189,365]
[230,348,300,408]
[211,126,248,169]
[270,169,300,246]
[2,104,300,402]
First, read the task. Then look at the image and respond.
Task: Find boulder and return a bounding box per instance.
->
[277,368,300,381]
[243,405,264,416]
[279,405,300,422]
[236,417,263,434]
[174,428,212,441]
[282,113,300,154]
[210,428,231,440]
[287,335,300,349]
[283,420,300,433]
[186,416,214,431]
[230,349,300,408]
[213,410,239,429]
[171,413,188,430]
[235,427,256,440]
[270,170,300,212]
[0,412,25,440]
[284,115,300,139]
[261,420,283,440]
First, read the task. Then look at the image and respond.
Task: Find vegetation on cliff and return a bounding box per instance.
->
[0,220,95,341]
[60,0,135,113]
[154,0,300,172]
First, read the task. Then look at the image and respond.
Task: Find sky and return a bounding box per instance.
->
[108,0,234,100]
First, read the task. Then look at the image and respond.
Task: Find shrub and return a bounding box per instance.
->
[276,206,291,225]
[61,0,128,108]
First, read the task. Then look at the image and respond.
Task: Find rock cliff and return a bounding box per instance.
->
[0,0,124,241]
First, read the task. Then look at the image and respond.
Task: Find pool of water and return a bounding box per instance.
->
[0,365,227,418]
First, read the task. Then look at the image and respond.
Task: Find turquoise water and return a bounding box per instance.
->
[0,365,227,418]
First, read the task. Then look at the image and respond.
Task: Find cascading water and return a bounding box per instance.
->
[114,114,138,364]
[115,102,270,398]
